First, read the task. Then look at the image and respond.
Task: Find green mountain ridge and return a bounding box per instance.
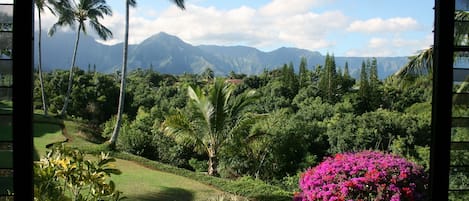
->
[35,31,409,79]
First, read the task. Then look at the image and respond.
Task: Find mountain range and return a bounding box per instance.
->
[34,31,410,79]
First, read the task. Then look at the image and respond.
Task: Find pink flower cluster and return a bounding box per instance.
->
[295,150,428,201]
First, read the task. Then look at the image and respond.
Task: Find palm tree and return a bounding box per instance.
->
[395,10,469,78]
[48,0,113,117]
[163,78,258,176]
[108,0,185,148]
[35,0,66,116]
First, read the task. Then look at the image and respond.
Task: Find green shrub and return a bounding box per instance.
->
[101,114,128,139]
[34,145,125,201]
[188,158,208,172]
[207,193,249,201]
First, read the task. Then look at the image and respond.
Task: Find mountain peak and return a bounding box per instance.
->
[141,32,186,45]
[154,32,181,40]
[155,31,174,38]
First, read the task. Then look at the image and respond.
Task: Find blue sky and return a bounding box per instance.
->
[38,0,435,57]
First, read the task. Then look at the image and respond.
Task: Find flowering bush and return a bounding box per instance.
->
[295,150,428,201]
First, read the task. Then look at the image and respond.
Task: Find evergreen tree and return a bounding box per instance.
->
[344,62,350,79]
[312,64,322,84]
[341,61,355,92]
[369,57,382,109]
[279,62,298,99]
[318,56,328,100]
[319,53,338,103]
[359,61,369,95]
[370,58,379,87]
[356,60,370,113]
[298,57,309,89]
[288,62,298,95]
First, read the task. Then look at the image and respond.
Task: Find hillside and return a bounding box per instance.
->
[32,116,291,201]
[35,31,409,79]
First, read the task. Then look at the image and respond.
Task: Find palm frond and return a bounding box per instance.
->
[162,111,207,153]
[455,11,469,45]
[210,78,232,135]
[188,85,214,135]
[128,0,137,7]
[47,0,75,36]
[170,0,185,10]
[46,0,71,15]
[89,20,113,40]
[88,0,112,16]
[230,113,268,143]
[395,11,469,79]
[35,0,46,12]
[394,47,433,78]
[229,89,258,120]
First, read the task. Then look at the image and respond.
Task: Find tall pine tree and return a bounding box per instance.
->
[341,61,355,92]
[298,57,309,89]
[369,57,381,109]
[356,60,370,113]
[344,62,351,79]
[280,62,298,99]
[319,53,338,103]
[370,58,379,87]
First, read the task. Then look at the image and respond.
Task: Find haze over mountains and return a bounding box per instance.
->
[35,31,410,79]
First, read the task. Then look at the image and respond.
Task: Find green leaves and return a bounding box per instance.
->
[34,145,123,201]
[163,78,258,175]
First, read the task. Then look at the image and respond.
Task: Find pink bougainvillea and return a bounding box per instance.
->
[295,150,428,201]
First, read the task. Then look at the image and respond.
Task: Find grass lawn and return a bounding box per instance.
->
[33,118,229,201]
[112,158,225,201]
[33,122,66,159]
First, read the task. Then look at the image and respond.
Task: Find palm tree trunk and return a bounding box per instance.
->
[255,148,268,179]
[109,1,130,148]
[207,148,218,176]
[38,10,48,116]
[60,23,82,117]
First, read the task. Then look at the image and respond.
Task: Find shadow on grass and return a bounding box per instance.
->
[33,123,63,138]
[133,187,194,201]
[33,116,66,160]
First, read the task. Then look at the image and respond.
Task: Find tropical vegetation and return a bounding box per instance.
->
[26,0,459,200]
[48,0,113,116]
[163,78,258,176]
[34,145,124,201]
[108,0,185,149]
[33,54,434,196]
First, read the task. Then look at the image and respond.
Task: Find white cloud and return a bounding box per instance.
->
[33,0,431,57]
[345,34,433,57]
[92,2,348,52]
[368,38,387,49]
[259,0,326,16]
[347,17,420,33]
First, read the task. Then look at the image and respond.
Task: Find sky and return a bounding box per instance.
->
[35,0,435,57]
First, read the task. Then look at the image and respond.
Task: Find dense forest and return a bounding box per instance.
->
[33,54,434,190]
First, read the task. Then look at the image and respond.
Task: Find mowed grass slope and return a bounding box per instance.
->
[33,117,226,201]
[112,158,224,201]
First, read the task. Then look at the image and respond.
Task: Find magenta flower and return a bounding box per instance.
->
[297,150,428,201]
